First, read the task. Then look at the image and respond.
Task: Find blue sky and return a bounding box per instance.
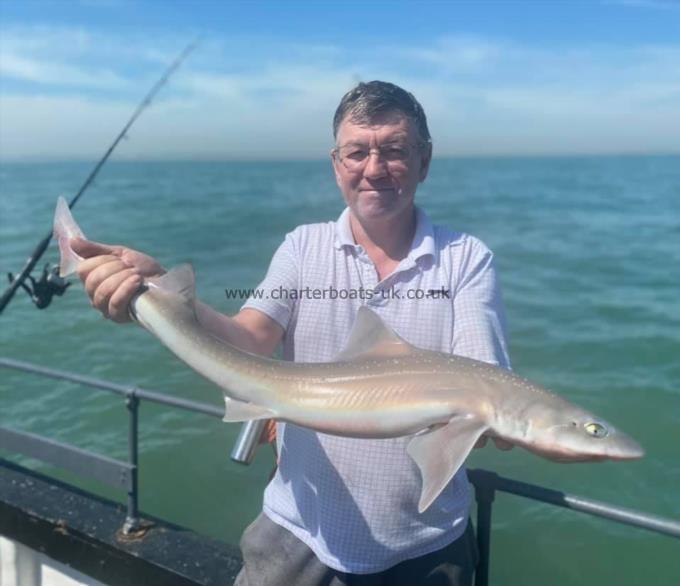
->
[1,0,678,160]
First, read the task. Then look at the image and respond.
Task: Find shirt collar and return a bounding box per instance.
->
[334,207,356,250]
[333,206,435,262]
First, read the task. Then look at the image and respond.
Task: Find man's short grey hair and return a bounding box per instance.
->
[333,81,431,143]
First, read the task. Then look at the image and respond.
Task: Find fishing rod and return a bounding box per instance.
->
[0,41,198,315]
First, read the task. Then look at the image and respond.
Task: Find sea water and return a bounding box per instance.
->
[1,156,678,585]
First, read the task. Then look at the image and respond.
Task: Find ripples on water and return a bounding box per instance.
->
[1,156,678,585]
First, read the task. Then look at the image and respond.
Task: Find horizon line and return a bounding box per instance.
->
[1,151,679,165]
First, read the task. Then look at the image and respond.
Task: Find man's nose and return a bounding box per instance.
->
[362,150,389,178]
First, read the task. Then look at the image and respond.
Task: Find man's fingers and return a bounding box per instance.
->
[473,436,514,451]
[77,255,122,282]
[492,438,514,451]
[71,237,124,259]
[109,273,143,323]
[85,259,131,307]
[474,436,489,449]
[259,419,277,445]
[92,267,138,312]
[72,241,160,323]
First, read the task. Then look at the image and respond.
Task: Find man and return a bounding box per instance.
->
[74,81,511,585]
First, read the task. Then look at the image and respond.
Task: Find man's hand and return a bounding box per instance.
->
[474,435,514,451]
[259,419,277,445]
[73,238,164,323]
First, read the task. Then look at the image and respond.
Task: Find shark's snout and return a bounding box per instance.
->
[609,435,645,460]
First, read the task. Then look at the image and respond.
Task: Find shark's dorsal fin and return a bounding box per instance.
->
[335,306,416,361]
[150,264,196,302]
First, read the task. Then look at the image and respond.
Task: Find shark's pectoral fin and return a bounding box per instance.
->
[407,415,488,513]
[222,396,276,422]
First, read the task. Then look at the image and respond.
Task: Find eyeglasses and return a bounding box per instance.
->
[333,141,428,172]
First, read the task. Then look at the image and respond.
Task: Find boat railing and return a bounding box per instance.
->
[1,356,679,586]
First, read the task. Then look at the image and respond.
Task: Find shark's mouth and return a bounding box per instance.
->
[515,439,611,463]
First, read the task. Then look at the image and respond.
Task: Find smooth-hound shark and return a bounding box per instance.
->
[54,197,643,512]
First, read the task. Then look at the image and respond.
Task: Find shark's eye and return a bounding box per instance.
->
[584,422,608,438]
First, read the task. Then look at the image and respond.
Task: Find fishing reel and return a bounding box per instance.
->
[7,263,70,310]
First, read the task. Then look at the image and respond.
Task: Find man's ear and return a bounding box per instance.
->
[419,142,433,182]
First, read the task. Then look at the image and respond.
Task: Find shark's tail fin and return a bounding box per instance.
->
[53,196,85,277]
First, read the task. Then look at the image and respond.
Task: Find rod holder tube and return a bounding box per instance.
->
[230,420,266,465]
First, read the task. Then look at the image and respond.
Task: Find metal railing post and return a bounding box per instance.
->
[122,389,140,534]
[473,470,497,586]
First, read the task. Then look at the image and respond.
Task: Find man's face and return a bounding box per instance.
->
[331,112,432,225]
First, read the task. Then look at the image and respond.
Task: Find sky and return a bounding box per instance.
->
[0,0,679,161]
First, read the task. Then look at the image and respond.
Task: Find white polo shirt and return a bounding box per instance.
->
[242,206,510,574]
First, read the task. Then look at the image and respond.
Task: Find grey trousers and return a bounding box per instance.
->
[235,513,478,586]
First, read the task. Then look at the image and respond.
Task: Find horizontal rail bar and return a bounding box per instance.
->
[467,469,680,539]
[0,426,133,491]
[0,356,224,418]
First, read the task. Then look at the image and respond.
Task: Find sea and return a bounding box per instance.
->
[1,156,679,585]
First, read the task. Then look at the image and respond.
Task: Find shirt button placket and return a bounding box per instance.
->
[357,252,383,308]
[369,260,392,308]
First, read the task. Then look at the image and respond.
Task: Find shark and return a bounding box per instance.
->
[53,196,644,512]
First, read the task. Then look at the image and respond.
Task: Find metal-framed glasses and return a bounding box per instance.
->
[333,141,428,172]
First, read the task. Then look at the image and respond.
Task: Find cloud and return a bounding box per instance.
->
[390,36,504,73]
[0,52,127,88]
[1,26,679,159]
[0,24,185,74]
